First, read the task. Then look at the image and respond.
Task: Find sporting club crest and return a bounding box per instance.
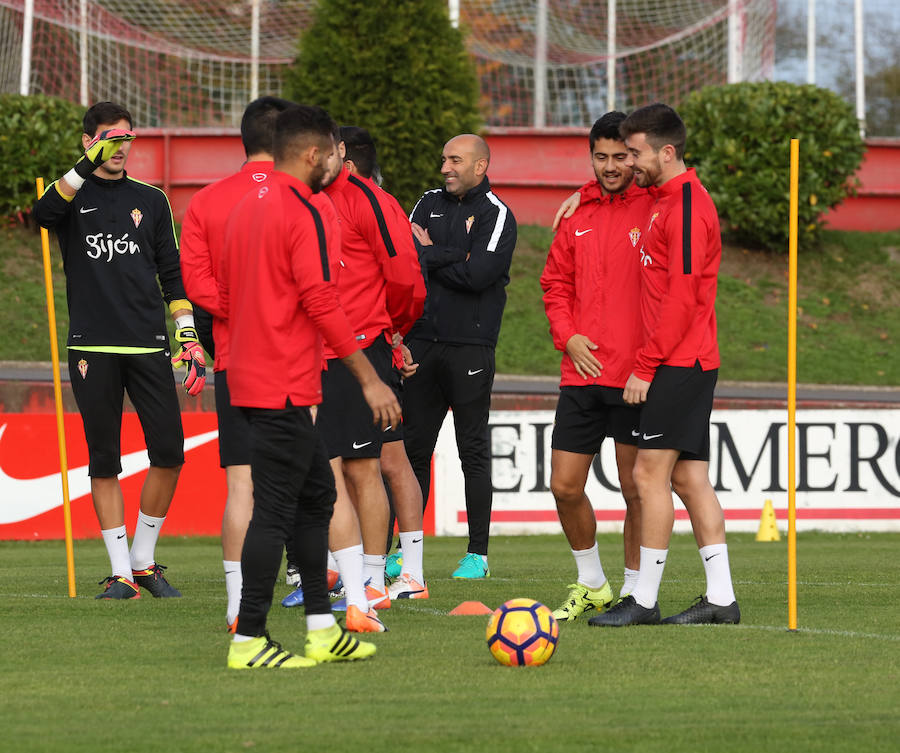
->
[628,227,641,247]
[77,359,88,379]
[130,208,143,228]
[466,215,475,234]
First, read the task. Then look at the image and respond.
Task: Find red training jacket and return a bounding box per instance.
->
[180,160,274,372]
[541,181,654,388]
[323,168,425,358]
[633,168,721,381]
[219,171,358,408]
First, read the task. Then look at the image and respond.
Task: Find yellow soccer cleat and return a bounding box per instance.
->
[551,581,614,622]
[305,623,376,662]
[227,634,317,669]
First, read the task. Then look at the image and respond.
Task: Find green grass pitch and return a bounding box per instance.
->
[1,533,898,752]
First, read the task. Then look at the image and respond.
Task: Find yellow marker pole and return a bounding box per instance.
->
[35,178,77,598]
[787,141,799,631]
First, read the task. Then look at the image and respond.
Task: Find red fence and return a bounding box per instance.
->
[125,129,900,231]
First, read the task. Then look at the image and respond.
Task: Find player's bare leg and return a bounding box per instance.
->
[328,458,384,628]
[666,459,738,622]
[549,449,613,620]
[614,442,641,595]
[222,465,253,627]
[343,456,391,597]
[381,440,428,598]
[130,464,182,595]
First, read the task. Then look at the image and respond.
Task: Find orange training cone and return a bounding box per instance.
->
[756,499,781,542]
[449,601,494,615]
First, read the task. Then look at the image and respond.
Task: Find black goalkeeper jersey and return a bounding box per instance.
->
[33,172,186,349]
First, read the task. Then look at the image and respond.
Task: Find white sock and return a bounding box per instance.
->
[233,633,254,643]
[101,525,132,580]
[363,554,387,592]
[306,613,336,632]
[333,544,367,611]
[327,550,338,573]
[631,546,668,608]
[572,542,606,590]
[399,530,425,583]
[621,567,639,597]
[130,511,165,571]
[699,543,736,605]
[224,560,242,625]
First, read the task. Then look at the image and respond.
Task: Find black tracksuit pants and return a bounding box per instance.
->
[402,340,495,555]
[237,403,335,637]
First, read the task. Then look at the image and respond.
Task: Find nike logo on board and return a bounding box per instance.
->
[0,424,219,525]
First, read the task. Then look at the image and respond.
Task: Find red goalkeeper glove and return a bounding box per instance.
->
[171,326,206,396]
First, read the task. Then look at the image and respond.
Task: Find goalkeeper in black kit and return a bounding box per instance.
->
[33,101,205,600]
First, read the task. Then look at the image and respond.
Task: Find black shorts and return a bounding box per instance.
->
[317,335,395,459]
[551,385,640,455]
[68,349,184,477]
[214,369,251,468]
[639,362,717,460]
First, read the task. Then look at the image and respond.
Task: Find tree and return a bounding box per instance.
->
[680,82,865,252]
[283,0,480,211]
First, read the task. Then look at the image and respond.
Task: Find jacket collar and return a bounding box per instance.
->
[582,179,647,205]
[441,176,491,203]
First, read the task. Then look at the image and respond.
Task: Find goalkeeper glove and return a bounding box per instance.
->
[171,327,207,397]
[65,128,136,190]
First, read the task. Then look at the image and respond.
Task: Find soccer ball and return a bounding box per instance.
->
[486,598,559,667]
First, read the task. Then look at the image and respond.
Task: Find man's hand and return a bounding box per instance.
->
[361,379,402,431]
[171,326,207,396]
[62,129,136,195]
[551,191,581,232]
[85,128,135,166]
[623,373,651,405]
[398,343,418,378]
[565,334,602,379]
[411,222,433,246]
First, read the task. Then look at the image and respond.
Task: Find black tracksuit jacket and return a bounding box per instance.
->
[32,172,185,349]
[406,177,516,347]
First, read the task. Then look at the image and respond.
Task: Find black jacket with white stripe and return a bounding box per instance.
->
[407,177,516,347]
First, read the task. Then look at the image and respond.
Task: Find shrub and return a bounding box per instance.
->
[282,0,480,211]
[679,82,865,251]
[0,94,84,220]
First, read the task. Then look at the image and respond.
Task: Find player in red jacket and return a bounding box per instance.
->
[219,105,400,668]
[540,111,654,622]
[313,126,427,622]
[589,103,740,628]
[180,96,292,630]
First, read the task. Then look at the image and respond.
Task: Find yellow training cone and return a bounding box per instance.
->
[756,499,781,542]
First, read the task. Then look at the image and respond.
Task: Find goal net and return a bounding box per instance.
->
[1,0,775,128]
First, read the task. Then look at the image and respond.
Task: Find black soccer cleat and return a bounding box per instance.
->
[587,595,660,627]
[133,563,182,598]
[661,595,741,624]
[95,575,141,600]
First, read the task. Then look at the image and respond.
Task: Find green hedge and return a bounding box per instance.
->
[1,94,84,219]
[283,0,480,212]
[679,82,865,251]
